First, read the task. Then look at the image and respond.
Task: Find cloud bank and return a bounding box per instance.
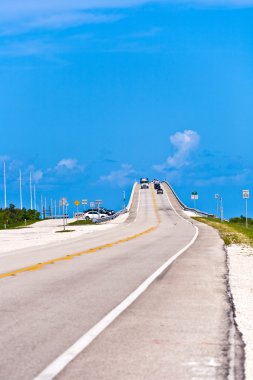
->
[1,0,253,35]
[100,164,136,187]
[154,130,200,172]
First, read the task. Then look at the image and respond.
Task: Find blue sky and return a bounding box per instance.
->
[1,0,253,217]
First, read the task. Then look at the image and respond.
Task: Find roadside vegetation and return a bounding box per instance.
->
[194,216,253,247]
[0,204,40,229]
[68,219,94,226]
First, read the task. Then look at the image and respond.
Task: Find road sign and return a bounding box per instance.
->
[60,197,67,206]
[95,199,103,206]
[90,202,95,208]
[191,192,198,200]
[214,194,219,199]
[243,190,250,199]
[74,200,80,206]
[82,199,88,205]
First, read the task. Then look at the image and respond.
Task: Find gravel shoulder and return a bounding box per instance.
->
[228,244,253,379]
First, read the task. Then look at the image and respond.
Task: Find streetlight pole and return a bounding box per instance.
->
[243,190,250,228]
[123,191,126,209]
[3,162,7,208]
[214,194,219,218]
[30,172,33,210]
[220,197,224,222]
[19,169,23,209]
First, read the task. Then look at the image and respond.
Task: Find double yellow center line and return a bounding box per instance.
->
[0,186,160,280]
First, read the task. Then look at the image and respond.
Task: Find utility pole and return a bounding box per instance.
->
[30,172,33,210]
[41,195,43,218]
[34,184,37,210]
[44,197,47,218]
[220,197,224,222]
[3,162,7,208]
[19,170,23,209]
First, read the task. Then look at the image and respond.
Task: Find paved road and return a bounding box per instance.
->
[0,183,234,379]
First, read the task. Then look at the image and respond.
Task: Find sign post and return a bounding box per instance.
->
[191,192,198,209]
[74,200,80,213]
[82,199,88,212]
[95,200,103,214]
[243,190,250,228]
[214,194,219,218]
[60,197,67,231]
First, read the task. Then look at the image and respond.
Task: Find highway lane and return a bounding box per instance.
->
[0,184,231,379]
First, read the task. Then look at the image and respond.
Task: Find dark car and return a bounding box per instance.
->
[154,180,160,190]
[157,188,163,194]
[140,177,149,184]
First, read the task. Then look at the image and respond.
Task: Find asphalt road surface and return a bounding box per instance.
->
[0,183,241,379]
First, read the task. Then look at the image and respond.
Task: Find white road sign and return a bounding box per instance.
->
[60,197,67,206]
[243,190,250,199]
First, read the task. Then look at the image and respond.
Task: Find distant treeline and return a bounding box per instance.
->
[0,204,40,229]
[230,215,253,226]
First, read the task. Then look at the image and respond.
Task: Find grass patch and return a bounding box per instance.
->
[0,220,39,230]
[194,217,253,247]
[68,220,94,226]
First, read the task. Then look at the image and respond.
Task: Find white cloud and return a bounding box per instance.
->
[32,170,43,183]
[0,155,10,162]
[100,164,136,186]
[1,0,252,38]
[56,158,81,170]
[195,169,250,186]
[154,130,200,172]
[0,0,252,21]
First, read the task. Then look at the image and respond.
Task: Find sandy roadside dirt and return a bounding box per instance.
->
[0,213,129,255]
[228,244,253,379]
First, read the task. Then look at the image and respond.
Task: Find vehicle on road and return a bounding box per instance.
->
[154,180,160,190]
[84,211,107,221]
[140,177,149,184]
[157,188,163,194]
[141,183,149,189]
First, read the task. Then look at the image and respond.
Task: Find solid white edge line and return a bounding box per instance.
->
[162,183,195,226]
[34,222,199,379]
[126,182,137,211]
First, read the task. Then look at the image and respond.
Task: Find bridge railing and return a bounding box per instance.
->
[162,181,215,218]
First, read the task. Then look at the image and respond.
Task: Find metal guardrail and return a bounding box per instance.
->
[162,181,215,218]
[96,182,137,223]
[95,209,128,224]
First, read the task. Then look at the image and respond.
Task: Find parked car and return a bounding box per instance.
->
[157,188,163,194]
[141,183,149,189]
[83,208,115,216]
[84,211,107,220]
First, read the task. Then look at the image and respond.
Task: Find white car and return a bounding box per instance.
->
[84,211,107,220]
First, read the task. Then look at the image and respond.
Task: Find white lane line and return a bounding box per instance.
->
[162,183,195,226]
[34,227,199,380]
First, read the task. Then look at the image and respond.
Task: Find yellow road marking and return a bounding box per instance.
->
[0,186,160,280]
